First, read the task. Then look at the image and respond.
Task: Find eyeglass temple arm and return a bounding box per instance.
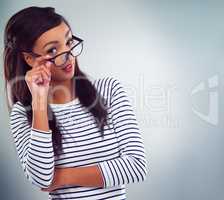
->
[72,35,84,42]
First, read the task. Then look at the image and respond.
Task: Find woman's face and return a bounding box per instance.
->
[30,21,76,82]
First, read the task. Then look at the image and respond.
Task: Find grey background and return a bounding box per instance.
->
[0,0,224,199]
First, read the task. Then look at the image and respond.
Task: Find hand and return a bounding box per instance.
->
[25,55,52,101]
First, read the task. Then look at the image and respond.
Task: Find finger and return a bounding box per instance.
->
[33,55,52,68]
[39,68,50,83]
[27,61,51,85]
[41,188,49,192]
[45,61,53,74]
[35,78,43,85]
[41,187,53,192]
[31,66,49,83]
[32,73,43,84]
[36,54,51,62]
[30,66,43,73]
[45,60,52,67]
[26,71,41,83]
[41,64,51,77]
[32,65,50,75]
[32,70,46,83]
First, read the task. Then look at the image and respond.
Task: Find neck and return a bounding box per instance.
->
[48,78,76,104]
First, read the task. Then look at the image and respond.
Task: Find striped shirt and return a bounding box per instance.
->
[10,76,147,200]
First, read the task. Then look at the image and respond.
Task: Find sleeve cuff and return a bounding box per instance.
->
[97,164,106,188]
[31,127,52,140]
[98,162,112,188]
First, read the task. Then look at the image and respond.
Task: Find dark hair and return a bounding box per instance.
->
[3,6,109,157]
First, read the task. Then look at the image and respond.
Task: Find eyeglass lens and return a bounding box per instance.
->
[54,42,83,67]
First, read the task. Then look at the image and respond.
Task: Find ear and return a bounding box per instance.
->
[22,52,35,68]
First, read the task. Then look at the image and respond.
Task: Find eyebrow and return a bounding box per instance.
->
[43,29,72,49]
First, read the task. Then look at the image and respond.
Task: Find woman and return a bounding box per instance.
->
[4,6,147,199]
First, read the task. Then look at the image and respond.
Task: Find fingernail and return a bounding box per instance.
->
[46,61,51,67]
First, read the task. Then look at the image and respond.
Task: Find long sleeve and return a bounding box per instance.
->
[98,78,148,188]
[10,102,55,189]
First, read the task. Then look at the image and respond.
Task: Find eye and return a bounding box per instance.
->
[66,38,75,47]
[46,47,57,55]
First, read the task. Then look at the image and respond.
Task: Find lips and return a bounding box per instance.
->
[62,64,72,71]
[61,63,73,74]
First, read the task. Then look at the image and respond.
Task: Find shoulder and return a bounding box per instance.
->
[91,76,121,92]
[10,101,30,132]
[91,76,127,106]
[10,101,28,118]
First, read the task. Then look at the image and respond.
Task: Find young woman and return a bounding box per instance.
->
[4,6,147,199]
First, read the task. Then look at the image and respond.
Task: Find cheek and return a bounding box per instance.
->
[70,58,75,68]
[50,67,61,78]
[52,67,61,74]
[49,58,76,80]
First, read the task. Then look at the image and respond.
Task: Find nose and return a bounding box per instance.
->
[62,45,70,53]
[62,51,74,66]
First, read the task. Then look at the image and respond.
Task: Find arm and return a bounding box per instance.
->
[42,165,104,191]
[10,101,55,189]
[97,77,148,187]
[32,96,51,132]
[43,77,147,190]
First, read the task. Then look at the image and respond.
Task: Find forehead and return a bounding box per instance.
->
[34,22,71,48]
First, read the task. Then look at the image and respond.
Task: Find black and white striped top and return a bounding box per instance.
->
[10,76,147,200]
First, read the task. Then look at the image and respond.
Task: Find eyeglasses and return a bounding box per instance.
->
[27,35,83,67]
